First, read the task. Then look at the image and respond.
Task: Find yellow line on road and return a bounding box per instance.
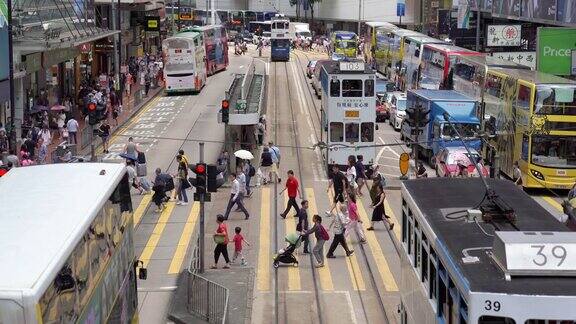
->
[542,196,564,212]
[257,188,271,291]
[132,194,152,228]
[168,202,200,274]
[283,193,301,291]
[356,199,399,292]
[306,188,334,291]
[139,201,176,268]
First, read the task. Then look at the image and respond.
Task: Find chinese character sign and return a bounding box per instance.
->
[487,25,522,47]
[491,51,535,69]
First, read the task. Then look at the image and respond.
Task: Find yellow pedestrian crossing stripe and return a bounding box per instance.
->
[542,196,564,212]
[283,193,301,291]
[139,201,176,268]
[168,202,200,274]
[132,194,152,228]
[306,188,334,291]
[257,188,272,291]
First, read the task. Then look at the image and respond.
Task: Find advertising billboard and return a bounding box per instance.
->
[486,25,522,47]
[537,27,576,76]
[0,0,9,82]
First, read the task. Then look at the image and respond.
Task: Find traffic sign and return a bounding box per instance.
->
[397,0,406,17]
[236,99,247,111]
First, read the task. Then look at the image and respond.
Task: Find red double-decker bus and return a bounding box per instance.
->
[190,25,229,76]
[418,43,483,90]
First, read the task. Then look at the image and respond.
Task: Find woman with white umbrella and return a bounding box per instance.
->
[235,150,254,195]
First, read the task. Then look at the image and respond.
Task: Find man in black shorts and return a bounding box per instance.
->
[326,164,347,215]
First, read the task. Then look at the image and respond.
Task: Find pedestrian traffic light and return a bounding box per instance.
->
[193,163,207,195]
[207,164,218,193]
[221,100,229,123]
[87,102,98,126]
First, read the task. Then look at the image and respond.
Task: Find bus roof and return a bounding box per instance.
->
[456,55,531,70]
[488,67,576,86]
[402,178,576,296]
[0,163,126,294]
[173,31,202,39]
[365,21,398,29]
[404,34,447,46]
[189,24,224,31]
[409,89,476,102]
[424,43,480,55]
[389,29,422,37]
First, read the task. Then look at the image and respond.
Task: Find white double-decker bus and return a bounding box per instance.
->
[0,163,141,323]
[320,60,376,172]
[162,31,207,94]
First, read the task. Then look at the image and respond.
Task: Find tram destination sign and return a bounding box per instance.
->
[339,61,365,72]
[492,231,576,277]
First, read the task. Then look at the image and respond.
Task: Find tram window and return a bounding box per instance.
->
[361,123,374,142]
[414,232,421,269]
[345,123,359,143]
[478,316,516,324]
[330,79,340,97]
[407,221,413,255]
[526,320,575,324]
[402,210,408,243]
[364,79,374,97]
[439,279,448,322]
[429,262,437,301]
[330,122,344,142]
[517,84,532,111]
[402,198,407,207]
[421,247,428,283]
[342,80,363,97]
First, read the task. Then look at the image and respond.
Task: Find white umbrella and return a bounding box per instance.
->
[234,149,254,160]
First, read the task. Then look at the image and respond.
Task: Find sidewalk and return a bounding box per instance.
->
[46,82,164,160]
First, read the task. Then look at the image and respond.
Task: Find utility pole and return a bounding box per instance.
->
[112,0,121,104]
[198,142,205,273]
[7,0,16,150]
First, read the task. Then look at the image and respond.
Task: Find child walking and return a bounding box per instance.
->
[232,227,250,266]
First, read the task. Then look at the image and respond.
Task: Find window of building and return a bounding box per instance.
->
[361,122,374,142]
[342,80,363,97]
[330,79,340,97]
[330,122,344,142]
[345,123,359,143]
[364,79,374,97]
[478,316,515,324]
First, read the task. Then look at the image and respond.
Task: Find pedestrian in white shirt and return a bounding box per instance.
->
[67,117,79,144]
[223,173,250,220]
[39,125,51,146]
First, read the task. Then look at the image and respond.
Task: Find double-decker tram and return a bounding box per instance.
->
[162,31,207,93]
[399,35,447,91]
[471,68,576,188]
[331,31,359,58]
[0,163,140,323]
[320,60,376,171]
[270,15,290,61]
[188,25,229,75]
[400,177,576,324]
[418,43,482,90]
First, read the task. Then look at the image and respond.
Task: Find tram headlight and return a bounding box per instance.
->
[530,169,545,180]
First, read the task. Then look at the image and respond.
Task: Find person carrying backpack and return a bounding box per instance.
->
[244,160,255,197]
[302,214,330,268]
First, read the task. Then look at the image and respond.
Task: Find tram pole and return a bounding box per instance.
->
[198,142,205,273]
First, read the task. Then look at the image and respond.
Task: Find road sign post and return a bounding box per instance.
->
[199,142,205,273]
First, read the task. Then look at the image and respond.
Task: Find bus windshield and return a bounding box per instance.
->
[272,38,290,48]
[441,123,479,139]
[535,85,576,115]
[531,135,576,169]
[336,40,355,49]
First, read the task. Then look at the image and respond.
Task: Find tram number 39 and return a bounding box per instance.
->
[531,244,567,267]
[484,300,501,312]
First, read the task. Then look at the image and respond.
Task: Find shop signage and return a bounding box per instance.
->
[145,16,160,31]
[491,51,536,69]
[0,0,9,82]
[179,7,192,20]
[486,25,521,47]
[536,27,576,76]
[43,48,80,68]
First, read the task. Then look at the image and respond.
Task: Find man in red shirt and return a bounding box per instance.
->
[279,170,301,219]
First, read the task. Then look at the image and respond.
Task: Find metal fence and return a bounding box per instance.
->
[186,230,229,324]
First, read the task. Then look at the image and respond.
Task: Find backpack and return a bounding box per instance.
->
[319,224,330,241]
[248,165,256,177]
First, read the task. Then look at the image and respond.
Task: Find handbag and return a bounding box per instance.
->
[181,178,191,189]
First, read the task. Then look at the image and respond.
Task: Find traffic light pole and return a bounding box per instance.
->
[198,142,205,273]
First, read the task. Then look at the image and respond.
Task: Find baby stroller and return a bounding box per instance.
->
[273,233,302,268]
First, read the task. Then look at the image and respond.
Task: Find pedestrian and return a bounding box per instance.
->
[269,141,281,183]
[66,117,79,145]
[223,173,250,220]
[124,137,139,160]
[179,149,190,167]
[212,215,231,269]
[513,161,522,186]
[56,111,66,139]
[345,193,366,243]
[235,166,248,211]
[326,204,354,258]
[152,168,171,212]
[37,138,48,165]
[244,160,255,197]
[279,170,300,218]
[346,155,358,195]
[367,183,394,231]
[175,155,190,205]
[355,155,367,197]
[112,102,119,126]
[301,214,330,267]
[256,119,265,145]
[260,147,273,185]
[126,160,145,194]
[325,164,347,215]
[99,120,111,153]
[39,125,51,146]
[296,200,310,254]
[232,226,250,266]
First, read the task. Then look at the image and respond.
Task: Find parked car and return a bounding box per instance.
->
[306,60,317,78]
[388,92,407,130]
[435,147,489,178]
[376,92,390,122]
[312,60,330,99]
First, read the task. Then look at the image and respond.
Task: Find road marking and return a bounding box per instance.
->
[168,202,200,274]
[356,199,399,292]
[379,137,401,158]
[282,193,301,291]
[290,61,306,115]
[133,194,152,228]
[542,196,564,212]
[257,188,271,291]
[306,188,334,291]
[139,201,176,268]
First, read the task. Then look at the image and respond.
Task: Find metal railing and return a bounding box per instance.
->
[186,229,229,324]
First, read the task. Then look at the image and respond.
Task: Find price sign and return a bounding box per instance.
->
[345,110,360,118]
[339,61,365,72]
